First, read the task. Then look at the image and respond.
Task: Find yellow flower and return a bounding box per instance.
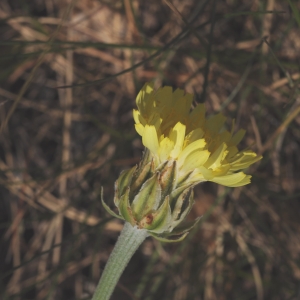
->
[102,83,262,242]
[133,82,262,188]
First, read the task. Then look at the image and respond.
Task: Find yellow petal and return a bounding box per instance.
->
[155,86,173,115]
[173,93,193,121]
[172,88,185,102]
[142,125,159,155]
[211,172,249,187]
[136,82,153,105]
[204,143,227,170]
[183,128,204,147]
[169,122,186,159]
[211,165,231,177]
[187,103,205,132]
[229,175,251,187]
[219,130,231,144]
[159,137,174,162]
[229,129,246,146]
[178,139,207,168]
[149,113,162,131]
[196,166,215,180]
[135,123,145,136]
[136,83,155,119]
[184,93,194,112]
[226,146,239,159]
[182,150,210,172]
[187,171,206,183]
[133,109,147,126]
[229,150,257,163]
[133,109,140,124]
[205,113,226,133]
[230,154,262,171]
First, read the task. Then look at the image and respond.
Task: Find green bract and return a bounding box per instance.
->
[102,149,200,242]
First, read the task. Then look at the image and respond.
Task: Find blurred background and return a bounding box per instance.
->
[0,0,300,299]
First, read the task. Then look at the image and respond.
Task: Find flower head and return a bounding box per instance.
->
[133,82,261,187]
[102,83,262,242]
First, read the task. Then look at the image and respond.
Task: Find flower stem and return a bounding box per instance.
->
[92,222,148,300]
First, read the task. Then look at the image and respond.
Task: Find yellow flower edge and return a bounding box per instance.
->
[133,82,262,188]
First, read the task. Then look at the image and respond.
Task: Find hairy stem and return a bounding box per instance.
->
[92,222,148,300]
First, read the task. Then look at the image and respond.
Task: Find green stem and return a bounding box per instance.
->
[92,222,149,300]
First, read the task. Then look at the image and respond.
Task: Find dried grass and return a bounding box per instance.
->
[0,1,300,299]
